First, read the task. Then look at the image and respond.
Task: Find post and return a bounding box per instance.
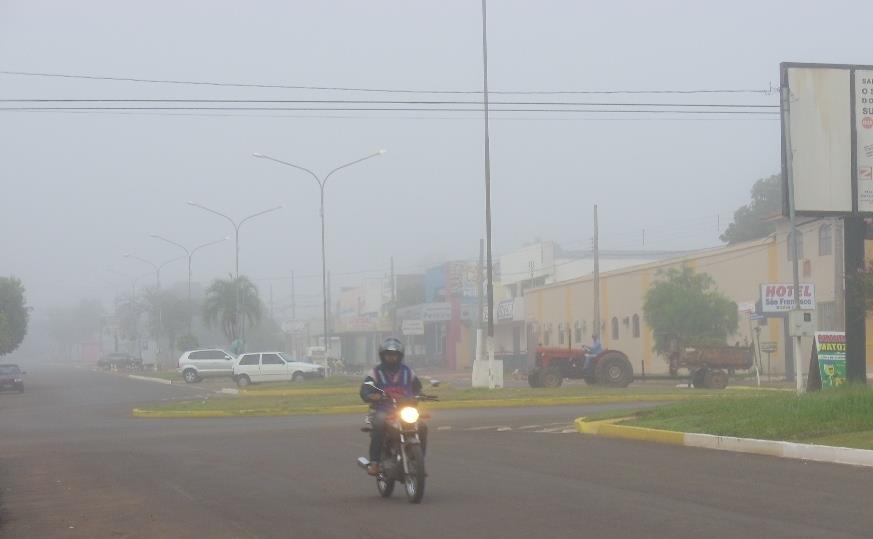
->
[593,205,601,343]
[291,270,296,358]
[187,254,193,333]
[481,0,495,389]
[844,216,867,383]
[782,84,805,393]
[390,256,396,334]
[320,186,330,362]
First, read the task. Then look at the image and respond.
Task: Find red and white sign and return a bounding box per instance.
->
[760,283,816,313]
[863,117,873,129]
[861,167,873,181]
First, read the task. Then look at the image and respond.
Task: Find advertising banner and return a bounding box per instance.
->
[813,332,847,388]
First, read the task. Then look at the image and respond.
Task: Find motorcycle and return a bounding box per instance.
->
[356,381,438,504]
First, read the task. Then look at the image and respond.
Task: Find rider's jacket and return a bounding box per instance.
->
[360,363,422,411]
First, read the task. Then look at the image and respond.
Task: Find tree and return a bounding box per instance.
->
[720,174,781,244]
[643,265,739,356]
[0,277,29,356]
[202,275,263,342]
[141,288,189,357]
[45,299,104,359]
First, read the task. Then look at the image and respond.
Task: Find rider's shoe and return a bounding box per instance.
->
[367,462,381,476]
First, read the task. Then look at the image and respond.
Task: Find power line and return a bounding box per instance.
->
[0,106,779,115]
[0,98,778,108]
[0,69,776,96]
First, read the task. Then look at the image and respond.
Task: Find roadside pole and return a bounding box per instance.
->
[593,205,601,344]
[781,85,805,394]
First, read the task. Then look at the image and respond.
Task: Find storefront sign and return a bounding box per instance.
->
[760,283,816,313]
[401,319,425,336]
[496,299,515,321]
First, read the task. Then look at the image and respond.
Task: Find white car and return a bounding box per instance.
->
[232,352,325,387]
[177,349,236,383]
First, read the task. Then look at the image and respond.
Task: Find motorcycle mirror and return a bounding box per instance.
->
[429,379,440,387]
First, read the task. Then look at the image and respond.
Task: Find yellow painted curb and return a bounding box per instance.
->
[132,392,711,419]
[575,417,684,445]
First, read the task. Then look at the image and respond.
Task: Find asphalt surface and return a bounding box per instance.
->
[2,365,873,538]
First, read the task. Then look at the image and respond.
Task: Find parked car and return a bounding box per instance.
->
[232,352,325,387]
[97,352,142,371]
[177,349,236,383]
[0,364,25,393]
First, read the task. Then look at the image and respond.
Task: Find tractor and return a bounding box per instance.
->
[528,346,634,388]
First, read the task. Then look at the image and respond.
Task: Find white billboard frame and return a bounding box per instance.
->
[781,62,873,216]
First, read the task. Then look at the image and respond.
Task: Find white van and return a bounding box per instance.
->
[232,352,325,387]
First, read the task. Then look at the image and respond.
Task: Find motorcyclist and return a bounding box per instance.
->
[360,337,427,476]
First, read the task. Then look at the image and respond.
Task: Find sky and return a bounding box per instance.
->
[2,0,872,320]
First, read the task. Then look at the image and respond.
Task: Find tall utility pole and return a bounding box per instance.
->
[481,0,496,388]
[593,205,601,343]
[290,270,297,358]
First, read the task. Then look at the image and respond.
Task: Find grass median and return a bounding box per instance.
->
[614,385,873,450]
[132,383,758,418]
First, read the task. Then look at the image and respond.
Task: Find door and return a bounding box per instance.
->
[260,353,288,382]
[208,349,235,374]
[237,354,261,381]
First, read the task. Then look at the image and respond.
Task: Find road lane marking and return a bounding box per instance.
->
[464,426,504,431]
[497,427,513,432]
[516,425,542,430]
[437,426,453,431]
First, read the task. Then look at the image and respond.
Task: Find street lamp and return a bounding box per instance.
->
[252,149,385,357]
[149,234,229,332]
[187,202,284,342]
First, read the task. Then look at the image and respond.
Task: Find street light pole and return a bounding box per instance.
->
[252,149,385,360]
[123,253,185,366]
[481,0,496,388]
[188,202,283,344]
[150,234,229,332]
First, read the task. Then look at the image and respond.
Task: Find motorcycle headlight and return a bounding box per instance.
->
[399,406,420,424]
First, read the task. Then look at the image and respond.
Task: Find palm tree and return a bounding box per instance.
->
[202,275,263,342]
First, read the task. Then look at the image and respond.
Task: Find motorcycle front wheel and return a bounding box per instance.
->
[403,445,426,504]
[376,474,395,498]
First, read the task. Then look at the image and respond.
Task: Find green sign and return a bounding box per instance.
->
[814,332,846,388]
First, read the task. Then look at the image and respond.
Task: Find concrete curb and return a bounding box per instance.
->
[128,375,173,385]
[575,417,873,468]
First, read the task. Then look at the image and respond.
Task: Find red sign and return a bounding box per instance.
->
[863,116,873,129]
[861,167,873,181]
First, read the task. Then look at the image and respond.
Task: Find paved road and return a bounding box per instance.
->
[2,364,873,538]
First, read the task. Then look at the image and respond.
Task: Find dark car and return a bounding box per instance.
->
[97,352,142,371]
[0,364,25,393]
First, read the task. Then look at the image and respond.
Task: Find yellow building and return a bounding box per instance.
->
[523,218,868,378]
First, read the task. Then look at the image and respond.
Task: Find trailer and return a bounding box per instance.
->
[668,344,754,389]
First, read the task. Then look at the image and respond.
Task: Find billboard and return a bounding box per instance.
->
[781,63,873,216]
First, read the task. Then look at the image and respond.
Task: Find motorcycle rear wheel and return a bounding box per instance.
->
[404,445,426,504]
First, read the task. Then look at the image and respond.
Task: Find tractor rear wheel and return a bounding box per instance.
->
[527,369,543,388]
[594,352,633,387]
[540,367,563,388]
[704,369,729,389]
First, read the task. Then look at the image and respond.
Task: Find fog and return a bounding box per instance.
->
[1,0,871,327]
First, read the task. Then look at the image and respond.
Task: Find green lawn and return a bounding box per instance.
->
[622,385,873,449]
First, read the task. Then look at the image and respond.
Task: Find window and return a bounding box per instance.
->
[632,314,641,338]
[574,324,582,343]
[188,351,211,360]
[611,317,619,341]
[558,325,565,344]
[239,354,259,366]
[819,224,833,256]
[544,327,551,346]
[261,353,285,365]
[787,230,804,260]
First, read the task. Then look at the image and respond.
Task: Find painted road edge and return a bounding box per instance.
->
[574,417,873,468]
[128,374,173,385]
